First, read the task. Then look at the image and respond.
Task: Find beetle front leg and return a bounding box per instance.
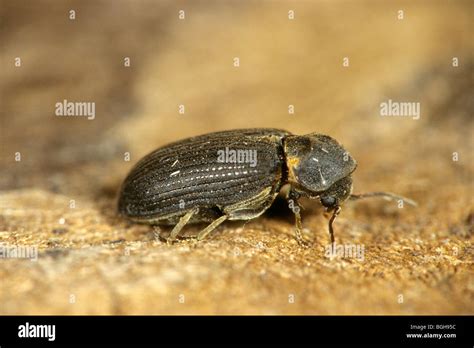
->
[287,189,312,247]
[328,206,341,245]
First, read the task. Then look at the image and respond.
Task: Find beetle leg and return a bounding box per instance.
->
[350,192,417,206]
[287,189,312,247]
[167,207,199,244]
[153,226,165,242]
[294,209,312,247]
[328,206,341,245]
[197,215,228,240]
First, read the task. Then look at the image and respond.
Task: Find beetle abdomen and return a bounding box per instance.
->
[118,129,289,222]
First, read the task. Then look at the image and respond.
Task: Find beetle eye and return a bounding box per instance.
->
[321,196,336,208]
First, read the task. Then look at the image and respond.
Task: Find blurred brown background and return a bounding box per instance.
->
[0,0,473,314]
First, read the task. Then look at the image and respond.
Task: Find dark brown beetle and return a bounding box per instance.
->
[118,129,416,245]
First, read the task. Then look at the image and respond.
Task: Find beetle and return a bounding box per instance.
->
[118,128,416,245]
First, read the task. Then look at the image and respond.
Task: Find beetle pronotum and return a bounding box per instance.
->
[118,129,416,245]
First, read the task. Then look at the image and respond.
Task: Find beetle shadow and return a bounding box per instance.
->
[264,194,325,223]
[263,195,294,221]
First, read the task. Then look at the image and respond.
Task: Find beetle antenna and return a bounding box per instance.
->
[350,192,417,207]
[328,206,341,245]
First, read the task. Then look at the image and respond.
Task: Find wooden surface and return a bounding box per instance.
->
[1,0,473,314]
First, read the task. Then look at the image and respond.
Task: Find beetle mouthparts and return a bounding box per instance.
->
[350,192,418,207]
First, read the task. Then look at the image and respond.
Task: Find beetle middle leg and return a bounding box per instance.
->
[167,207,199,244]
[287,189,312,247]
[197,215,228,240]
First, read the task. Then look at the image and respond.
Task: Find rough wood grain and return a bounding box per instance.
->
[1,0,472,315]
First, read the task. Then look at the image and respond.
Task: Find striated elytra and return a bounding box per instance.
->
[118,128,416,245]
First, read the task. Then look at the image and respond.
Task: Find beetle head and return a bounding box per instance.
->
[319,176,353,210]
[284,134,357,201]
